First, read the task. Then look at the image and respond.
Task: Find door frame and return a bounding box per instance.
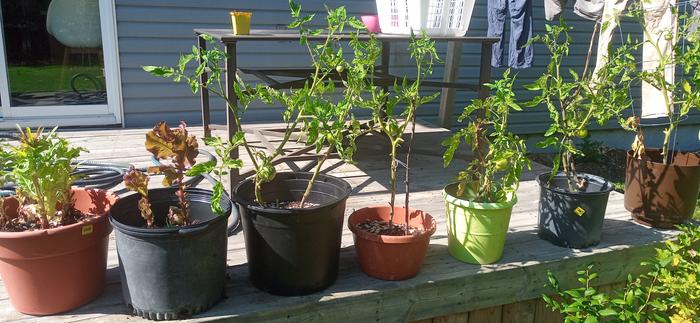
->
[0,0,123,128]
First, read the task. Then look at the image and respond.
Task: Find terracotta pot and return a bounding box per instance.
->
[348,206,436,281]
[625,149,700,228]
[0,188,116,315]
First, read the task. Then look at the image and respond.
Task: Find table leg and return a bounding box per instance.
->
[380,41,391,119]
[225,42,240,193]
[438,41,463,129]
[198,35,211,138]
[478,42,493,100]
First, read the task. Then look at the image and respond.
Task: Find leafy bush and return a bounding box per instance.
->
[544,224,700,322]
[360,32,439,232]
[525,20,634,191]
[0,127,83,229]
[619,5,700,164]
[442,70,530,203]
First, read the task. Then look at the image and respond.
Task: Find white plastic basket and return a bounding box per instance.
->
[375,0,476,36]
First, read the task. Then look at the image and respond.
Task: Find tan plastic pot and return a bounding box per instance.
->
[0,188,116,315]
[625,149,700,228]
[348,206,436,281]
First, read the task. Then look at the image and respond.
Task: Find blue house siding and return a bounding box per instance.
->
[115,0,699,147]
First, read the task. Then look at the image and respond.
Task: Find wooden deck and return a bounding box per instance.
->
[0,121,678,322]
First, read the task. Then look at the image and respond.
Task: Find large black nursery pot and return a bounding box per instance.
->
[537,172,613,249]
[109,187,233,320]
[233,172,351,296]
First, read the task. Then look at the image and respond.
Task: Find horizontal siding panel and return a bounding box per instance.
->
[115,0,698,135]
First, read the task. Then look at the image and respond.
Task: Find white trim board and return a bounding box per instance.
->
[0,4,10,114]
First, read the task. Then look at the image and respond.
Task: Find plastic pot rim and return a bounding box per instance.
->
[109,187,232,238]
[626,149,700,169]
[0,187,115,240]
[441,183,517,210]
[232,172,352,215]
[536,172,614,197]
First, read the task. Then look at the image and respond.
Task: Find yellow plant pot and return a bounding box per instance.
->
[230,11,251,35]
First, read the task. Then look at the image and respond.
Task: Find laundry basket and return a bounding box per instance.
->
[375,0,476,36]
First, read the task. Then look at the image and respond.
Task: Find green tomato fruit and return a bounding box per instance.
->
[336,65,345,73]
[575,129,588,138]
[494,158,509,171]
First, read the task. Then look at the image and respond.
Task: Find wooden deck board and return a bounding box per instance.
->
[0,122,677,322]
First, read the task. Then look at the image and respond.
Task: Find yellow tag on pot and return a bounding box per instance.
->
[82,224,94,235]
[574,207,586,217]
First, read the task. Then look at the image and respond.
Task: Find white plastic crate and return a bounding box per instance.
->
[375,0,476,36]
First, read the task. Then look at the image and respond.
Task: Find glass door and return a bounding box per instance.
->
[0,0,122,127]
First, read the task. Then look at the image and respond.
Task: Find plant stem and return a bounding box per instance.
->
[389,140,398,226]
[300,149,331,207]
[403,108,417,235]
[254,177,264,205]
[639,14,676,164]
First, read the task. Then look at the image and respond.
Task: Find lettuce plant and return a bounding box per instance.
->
[123,121,201,228]
[0,127,83,229]
[442,70,530,203]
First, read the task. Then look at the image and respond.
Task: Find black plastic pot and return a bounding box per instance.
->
[537,173,613,249]
[109,188,234,320]
[233,172,352,296]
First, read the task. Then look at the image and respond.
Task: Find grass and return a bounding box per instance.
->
[8,65,103,93]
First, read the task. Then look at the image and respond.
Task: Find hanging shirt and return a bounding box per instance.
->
[545,0,605,21]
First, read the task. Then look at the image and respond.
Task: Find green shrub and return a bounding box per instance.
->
[543,224,700,323]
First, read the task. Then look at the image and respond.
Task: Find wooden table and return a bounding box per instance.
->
[193,29,498,191]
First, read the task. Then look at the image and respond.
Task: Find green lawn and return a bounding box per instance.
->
[8,65,104,93]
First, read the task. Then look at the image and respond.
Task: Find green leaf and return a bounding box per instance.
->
[442,134,461,168]
[289,0,301,17]
[211,181,225,216]
[598,308,618,316]
[186,160,216,177]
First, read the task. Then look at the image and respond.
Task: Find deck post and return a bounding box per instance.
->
[225,42,240,192]
[478,42,493,101]
[198,34,211,138]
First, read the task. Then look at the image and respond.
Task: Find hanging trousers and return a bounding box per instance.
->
[488,0,534,69]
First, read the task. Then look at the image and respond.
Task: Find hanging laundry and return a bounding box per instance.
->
[592,0,629,79]
[488,0,533,69]
[544,0,605,21]
[688,0,700,40]
[641,0,677,118]
[575,0,606,20]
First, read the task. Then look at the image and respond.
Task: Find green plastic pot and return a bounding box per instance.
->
[442,183,517,264]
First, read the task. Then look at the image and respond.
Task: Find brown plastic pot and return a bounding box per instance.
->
[625,148,700,228]
[0,188,116,315]
[348,206,436,281]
